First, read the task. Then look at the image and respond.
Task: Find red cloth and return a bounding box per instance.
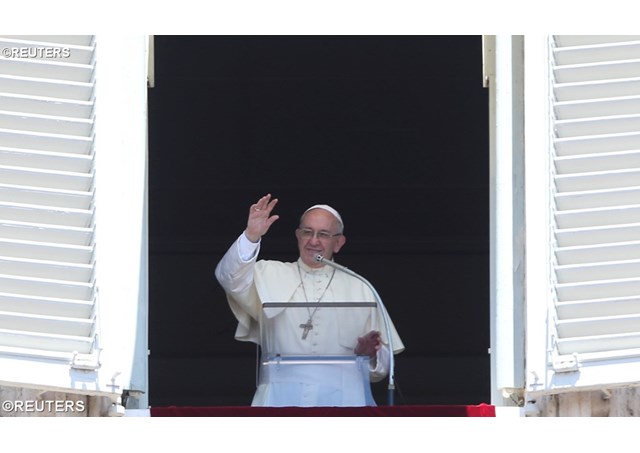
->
[150,403,495,417]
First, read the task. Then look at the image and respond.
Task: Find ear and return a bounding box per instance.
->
[333,235,346,254]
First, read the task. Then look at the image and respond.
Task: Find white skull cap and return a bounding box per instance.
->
[304,204,343,227]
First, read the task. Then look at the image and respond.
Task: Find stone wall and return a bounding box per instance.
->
[530,387,640,416]
[0,385,115,417]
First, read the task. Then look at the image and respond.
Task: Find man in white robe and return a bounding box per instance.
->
[215,194,404,406]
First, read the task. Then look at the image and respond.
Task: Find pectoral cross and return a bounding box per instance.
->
[299,319,313,340]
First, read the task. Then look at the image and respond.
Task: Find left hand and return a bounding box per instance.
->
[355,330,382,358]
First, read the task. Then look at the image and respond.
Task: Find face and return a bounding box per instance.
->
[296,208,346,268]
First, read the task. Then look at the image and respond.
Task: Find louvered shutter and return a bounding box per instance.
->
[0,37,150,413]
[0,36,98,361]
[548,35,640,385]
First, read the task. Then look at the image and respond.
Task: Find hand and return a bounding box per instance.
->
[355,330,382,358]
[244,194,280,243]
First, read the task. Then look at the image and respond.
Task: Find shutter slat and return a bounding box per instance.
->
[555,78,640,102]
[0,220,92,246]
[0,110,93,136]
[0,74,93,101]
[0,36,94,46]
[555,204,640,229]
[555,185,640,210]
[556,259,640,284]
[555,186,640,210]
[0,37,94,65]
[554,41,640,65]
[555,36,640,47]
[556,223,640,247]
[558,314,640,337]
[555,168,640,192]
[557,277,640,303]
[0,93,93,119]
[557,296,640,319]
[0,147,92,173]
[556,114,640,138]
[0,128,92,154]
[0,328,92,353]
[555,96,640,120]
[0,165,92,191]
[0,274,93,301]
[0,202,93,227]
[556,241,640,265]
[0,183,93,210]
[557,332,640,355]
[0,237,92,264]
[0,292,93,318]
[0,311,93,336]
[0,58,93,83]
[553,59,640,84]
[555,149,640,174]
[0,256,93,282]
[555,131,640,156]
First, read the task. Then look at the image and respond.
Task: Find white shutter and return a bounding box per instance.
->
[0,36,98,363]
[549,36,640,379]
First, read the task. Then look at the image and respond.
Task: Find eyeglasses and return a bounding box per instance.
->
[297,228,342,240]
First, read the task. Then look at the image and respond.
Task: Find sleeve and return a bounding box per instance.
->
[214,232,263,340]
[369,344,390,382]
[215,232,260,295]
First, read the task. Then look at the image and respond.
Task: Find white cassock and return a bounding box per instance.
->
[215,233,405,407]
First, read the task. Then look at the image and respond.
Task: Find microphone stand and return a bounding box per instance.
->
[315,254,396,405]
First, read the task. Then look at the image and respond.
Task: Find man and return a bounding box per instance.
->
[215,194,404,406]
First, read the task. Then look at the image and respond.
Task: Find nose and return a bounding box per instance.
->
[307,233,322,244]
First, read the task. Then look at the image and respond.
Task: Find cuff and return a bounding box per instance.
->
[238,231,260,262]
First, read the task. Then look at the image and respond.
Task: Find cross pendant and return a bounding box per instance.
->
[299,319,313,340]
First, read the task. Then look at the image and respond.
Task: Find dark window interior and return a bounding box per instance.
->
[148,35,490,406]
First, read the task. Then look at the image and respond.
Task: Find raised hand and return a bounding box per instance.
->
[244,194,280,243]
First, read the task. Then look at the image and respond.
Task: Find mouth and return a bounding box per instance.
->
[304,246,324,256]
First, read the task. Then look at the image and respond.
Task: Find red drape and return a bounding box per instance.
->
[150,403,495,417]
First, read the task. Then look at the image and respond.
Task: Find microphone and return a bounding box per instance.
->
[315,254,396,405]
[314,254,357,277]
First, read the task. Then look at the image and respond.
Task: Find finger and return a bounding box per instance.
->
[265,214,280,228]
[265,197,279,213]
[258,196,278,216]
[366,331,380,340]
[251,194,270,211]
[257,194,271,210]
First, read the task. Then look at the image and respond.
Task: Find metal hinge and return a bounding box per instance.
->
[552,353,580,373]
[70,350,101,371]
